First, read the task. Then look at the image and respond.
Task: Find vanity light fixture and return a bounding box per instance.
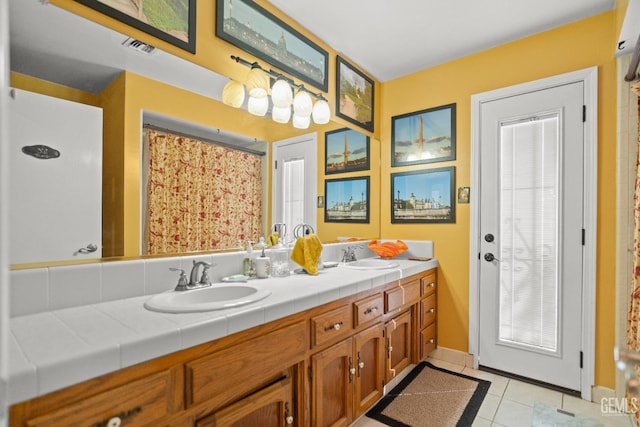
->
[224,55,330,128]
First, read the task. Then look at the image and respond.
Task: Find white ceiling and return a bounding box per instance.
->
[268,0,616,82]
[9,0,617,97]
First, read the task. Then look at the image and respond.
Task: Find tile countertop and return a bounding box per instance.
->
[8,256,437,405]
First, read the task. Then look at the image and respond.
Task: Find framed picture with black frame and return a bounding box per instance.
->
[216,0,329,92]
[73,0,196,53]
[324,176,370,223]
[325,128,370,175]
[391,167,455,223]
[336,56,374,132]
[391,103,456,167]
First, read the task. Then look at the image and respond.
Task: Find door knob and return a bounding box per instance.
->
[484,253,500,262]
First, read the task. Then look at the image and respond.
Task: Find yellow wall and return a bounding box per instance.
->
[380,11,618,388]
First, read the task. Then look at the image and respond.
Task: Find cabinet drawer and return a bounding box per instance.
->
[385,279,421,313]
[311,304,353,347]
[420,293,436,329]
[196,376,293,427]
[420,323,437,359]
[353,293,383,327]
[25,369,180,427]
[186,321,307,409]
[421,271,437,296]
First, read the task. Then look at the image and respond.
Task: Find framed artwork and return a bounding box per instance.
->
[325,128,370,175]
[336,56,374,132]
[216,0,329,91]
[324,177,370,223]
[74,0,196,53]
[391,103,456,167]
[391,167,455,223]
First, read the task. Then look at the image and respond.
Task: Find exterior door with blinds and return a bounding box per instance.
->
[478,81,584,391]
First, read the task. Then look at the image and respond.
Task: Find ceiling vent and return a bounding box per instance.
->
[122,37,156,55]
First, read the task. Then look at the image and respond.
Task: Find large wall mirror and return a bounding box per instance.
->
[9,0,381,267]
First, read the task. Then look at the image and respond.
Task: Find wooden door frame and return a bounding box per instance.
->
[468,67,598,400]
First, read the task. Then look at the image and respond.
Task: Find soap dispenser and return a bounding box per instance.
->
[242,241,255,277]
[254,237,270,279]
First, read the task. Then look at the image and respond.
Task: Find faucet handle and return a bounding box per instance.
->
[169,268,189,291]
[200,263,215,286]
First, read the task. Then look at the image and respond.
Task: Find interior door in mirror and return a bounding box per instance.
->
[9,88,102,264]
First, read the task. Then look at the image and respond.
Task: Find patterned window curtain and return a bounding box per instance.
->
[144,128,263,255]
[627,81,640,423]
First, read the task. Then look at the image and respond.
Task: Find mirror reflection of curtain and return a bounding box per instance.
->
[627,81,640,423]
[144,128,262,254]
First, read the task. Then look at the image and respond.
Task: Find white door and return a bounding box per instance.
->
[478,82,584,391]
[272,133,317,242]
[9,88,102,264]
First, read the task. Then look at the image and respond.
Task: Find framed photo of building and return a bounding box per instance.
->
[74,0,196,53]
[216,0,329,91]
[325,128,370,175]
[336,56,374,132]
[324,177,370,223]
[391,103,456,167]
[391,167,455,223]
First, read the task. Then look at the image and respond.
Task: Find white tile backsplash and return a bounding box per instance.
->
[48,264,101,311]
[101,260,145,302]
[144,256,182,295]
[9,241,432,317]
[10,268,48,317]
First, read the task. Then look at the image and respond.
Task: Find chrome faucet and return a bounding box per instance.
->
[341,246,358,263]
[170,261,214,292]
[189,260,212,288]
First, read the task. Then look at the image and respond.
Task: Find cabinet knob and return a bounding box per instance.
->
[350,367,356,375]
[427,338,435,344]
[107,417,122,427]
[427,282,435,288]
[358,361,365,369]
[364,306,379,315]
[427,308,435,313]
[286,416,294,425]
[325,321,343,331]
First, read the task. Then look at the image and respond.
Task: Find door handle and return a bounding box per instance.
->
[484,253,501,262]
[74,243,98,256]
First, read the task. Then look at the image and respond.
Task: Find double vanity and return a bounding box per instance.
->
[8,241,437,426]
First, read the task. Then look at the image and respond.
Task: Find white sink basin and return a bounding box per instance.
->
[341,259,399,270]
[144,285,271,313]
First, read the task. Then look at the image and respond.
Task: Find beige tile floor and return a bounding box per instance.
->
[352,357,635,427]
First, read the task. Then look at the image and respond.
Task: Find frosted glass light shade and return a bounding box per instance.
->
[292,114,311,129]
[248,96,269,116]
[221,80,245,108]
[271,79,293,108]
[245,67,269,98]
[293,91,312,117]
[272,105,291,123]
[311,99,330,124]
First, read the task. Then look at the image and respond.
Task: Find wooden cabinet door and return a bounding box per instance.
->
[311,338,353,427]
[353,324,385,417]
[196,377,294,427]
[385,310,412,383]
